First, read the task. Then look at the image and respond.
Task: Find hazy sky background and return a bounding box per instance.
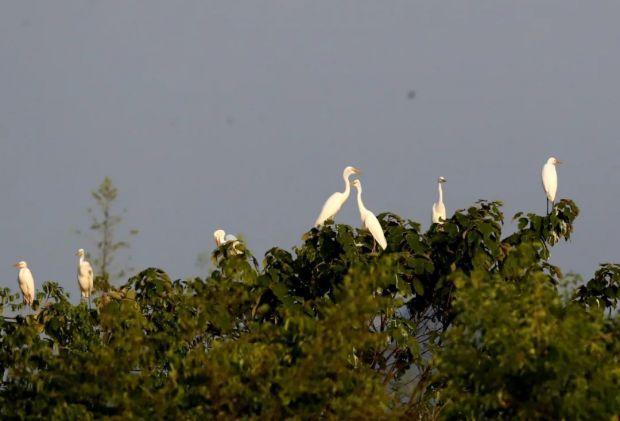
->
[1,1,619,301]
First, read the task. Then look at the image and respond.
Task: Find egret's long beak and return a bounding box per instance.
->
[556,160,563,165]
[13,263,19,268]
[353,167,361,174]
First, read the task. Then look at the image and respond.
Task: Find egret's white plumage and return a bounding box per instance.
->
[214,229,241,254]
[352,179,387,250]
[14,261,35,306]
[542,157,562,212]
[314,166,360,227]
[76,248,94,299]
[432,177,447,224]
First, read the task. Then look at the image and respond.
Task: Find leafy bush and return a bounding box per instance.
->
[438,261,620,419]
[1,199,618,419]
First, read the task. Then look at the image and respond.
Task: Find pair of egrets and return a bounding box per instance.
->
[431,157,562,223]
[430,157,562,221]
[14,249,93,307]
[213,229,241,254]
[314,166,391,251]
[431,157,562,224]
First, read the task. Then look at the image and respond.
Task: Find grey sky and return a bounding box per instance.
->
[1,1,619,301]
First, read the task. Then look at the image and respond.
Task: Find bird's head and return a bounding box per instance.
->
[343,166,361,177]
[75,248,85,257]
[213,229,226,246]
[351,179,362,189]
[13,261,27,269]
[547,157,563,165]
[438,176,447,183]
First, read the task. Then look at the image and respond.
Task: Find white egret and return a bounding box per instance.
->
[432,176,447,224]
[76,248,94,303]
[352,179,387,251]
[214,229,241,254]
[314,166,361,227]
[542,157,562,214]
[14,261,35,306]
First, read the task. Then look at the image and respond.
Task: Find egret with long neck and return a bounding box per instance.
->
[542,157,562,214]
[314,166,361,227]
[432,177,447,224]
[76,248,94,306]
[214,229,227,247]
[352,179,387,251]
[14,261,35,307]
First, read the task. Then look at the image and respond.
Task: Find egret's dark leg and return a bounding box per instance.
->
[546,199,549,216]
[372,240,376,254]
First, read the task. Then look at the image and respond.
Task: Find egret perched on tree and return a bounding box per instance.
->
[76,248,94,303]
[314,166,361,227]
[14,261,35,306]
[214,229,241,254]
[542,157,562,214]
[352,179,387,251]
[432,176,447,224]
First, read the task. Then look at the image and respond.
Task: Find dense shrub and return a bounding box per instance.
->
[1,199,618,419]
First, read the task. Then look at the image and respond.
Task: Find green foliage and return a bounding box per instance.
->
[437,264,620,419]
[575,263,620,312]
[1,198,618,419]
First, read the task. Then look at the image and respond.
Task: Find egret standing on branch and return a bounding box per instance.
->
[14,261,35,307]
[314,166,361,227]
[352,179,387,251]
[432,176,447,224]
[542,157,562,214]
[76,249,94,305]
[214,229,241,254]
